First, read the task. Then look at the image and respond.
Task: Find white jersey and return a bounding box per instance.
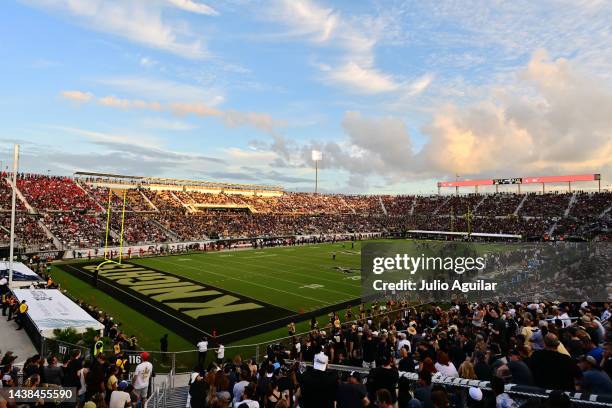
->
[133,361,153,390]
[197,341,208,352]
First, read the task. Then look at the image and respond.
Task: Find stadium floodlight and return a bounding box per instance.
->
[312,150,322,193]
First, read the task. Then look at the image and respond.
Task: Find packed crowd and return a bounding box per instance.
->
[2,256,612,407]
[0,173,609,249]
[17,174,99,212]
[183,300,612,407]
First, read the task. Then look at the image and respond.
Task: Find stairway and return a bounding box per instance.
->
[433,196,450,215]
[513,194,528,216]
[379,196,388,215]
[74,179,105,212]
[473,195,487,213]
[150,217,180,241]
[600,204,612,218]
[141,190,159,212]
[4,177,35,213]
[37,219,63,250]
[564,192,577,217]
[166,386,189,408]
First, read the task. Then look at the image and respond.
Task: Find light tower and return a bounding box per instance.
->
[312,150,322,193]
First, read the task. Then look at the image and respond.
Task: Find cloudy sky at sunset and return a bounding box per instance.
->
[1,0,611,193]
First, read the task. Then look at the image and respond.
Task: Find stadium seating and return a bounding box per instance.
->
[0,172,608,249]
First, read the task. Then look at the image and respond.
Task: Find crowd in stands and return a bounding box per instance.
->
[109,214,170,244]
[3,299,609,407]
[44,212,105,248]
[142,190,184,211]
[17,174,99,212]
[125,190,154,212]
[81,185,126,210]
[476,194,523,217]
[382,195,413,216]
[519,193,571,218]
[0,173,609,249]
[0,177,25,211]
[183,300,612,407]
[0,215,53,249]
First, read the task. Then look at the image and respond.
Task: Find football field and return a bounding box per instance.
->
[130,241,363,312]
[55,240,369,346]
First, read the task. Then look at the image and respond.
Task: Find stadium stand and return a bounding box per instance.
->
[0,172,608,250]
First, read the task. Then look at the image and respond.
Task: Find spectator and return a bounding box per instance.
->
[577,355,612,395]
[336,371,369,408]
[133,352,153,402]
[529,333,578,391]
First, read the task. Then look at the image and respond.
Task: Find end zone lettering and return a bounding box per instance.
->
[59,261,294,343]
[82,263,263,318]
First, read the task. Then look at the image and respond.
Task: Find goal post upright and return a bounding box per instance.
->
[96,188,128,274]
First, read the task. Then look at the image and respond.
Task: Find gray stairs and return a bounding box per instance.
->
[166,386,189,408]
[379,196,388,215]
[514,194,528,216]
[564,192,577,217]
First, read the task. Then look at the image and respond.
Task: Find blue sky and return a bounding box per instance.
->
[1,0,611,193]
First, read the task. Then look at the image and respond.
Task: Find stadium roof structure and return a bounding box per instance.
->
[74,171,284,192]
[437,173,602,193]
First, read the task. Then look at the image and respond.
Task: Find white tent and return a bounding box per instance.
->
[0,261,43,288]
[12,289,104,337]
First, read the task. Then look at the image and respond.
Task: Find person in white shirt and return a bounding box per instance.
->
[196,337,208,369]
[109,381,132,408]
[558,307,572,328]
[216,344,225,363]
[238,383,259,408]
[397,332,411,354]
[434,351,459,377]
[232,370,250,406]
[133,352,153,401]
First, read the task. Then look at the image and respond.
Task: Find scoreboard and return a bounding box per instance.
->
[493,178,522,185]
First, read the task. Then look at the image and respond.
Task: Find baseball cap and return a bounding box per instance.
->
[140,352,149,361]
[348,371,362,381]
[84,401,96,408]
[313,351,328,371]
[578,355,597,366]
[118,380,129,390]
[468,387,483,401]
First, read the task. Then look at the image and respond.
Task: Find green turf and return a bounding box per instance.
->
[50,239,507,362]
[50,264,193,353]
[130,241,364,312]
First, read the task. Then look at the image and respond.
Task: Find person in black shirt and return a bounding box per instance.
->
[529,333,578,391]
[506,350,535,386]
[336,372,368,408]
[398,347,416,373]
[298,366,337,408]
[368,355,399,404]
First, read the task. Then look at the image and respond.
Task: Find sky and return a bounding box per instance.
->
[1,0,611,194]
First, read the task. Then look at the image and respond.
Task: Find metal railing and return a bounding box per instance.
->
[292,360,612,407]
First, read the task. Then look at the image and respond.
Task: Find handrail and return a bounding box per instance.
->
[291,360,612,406]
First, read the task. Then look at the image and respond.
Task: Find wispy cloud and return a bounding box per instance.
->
[21,0,215,59]
[265,0,433,96]
[96,76,225,106]
[60,90,284,134]
[60,90,93,103]
[165,0,217,16]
